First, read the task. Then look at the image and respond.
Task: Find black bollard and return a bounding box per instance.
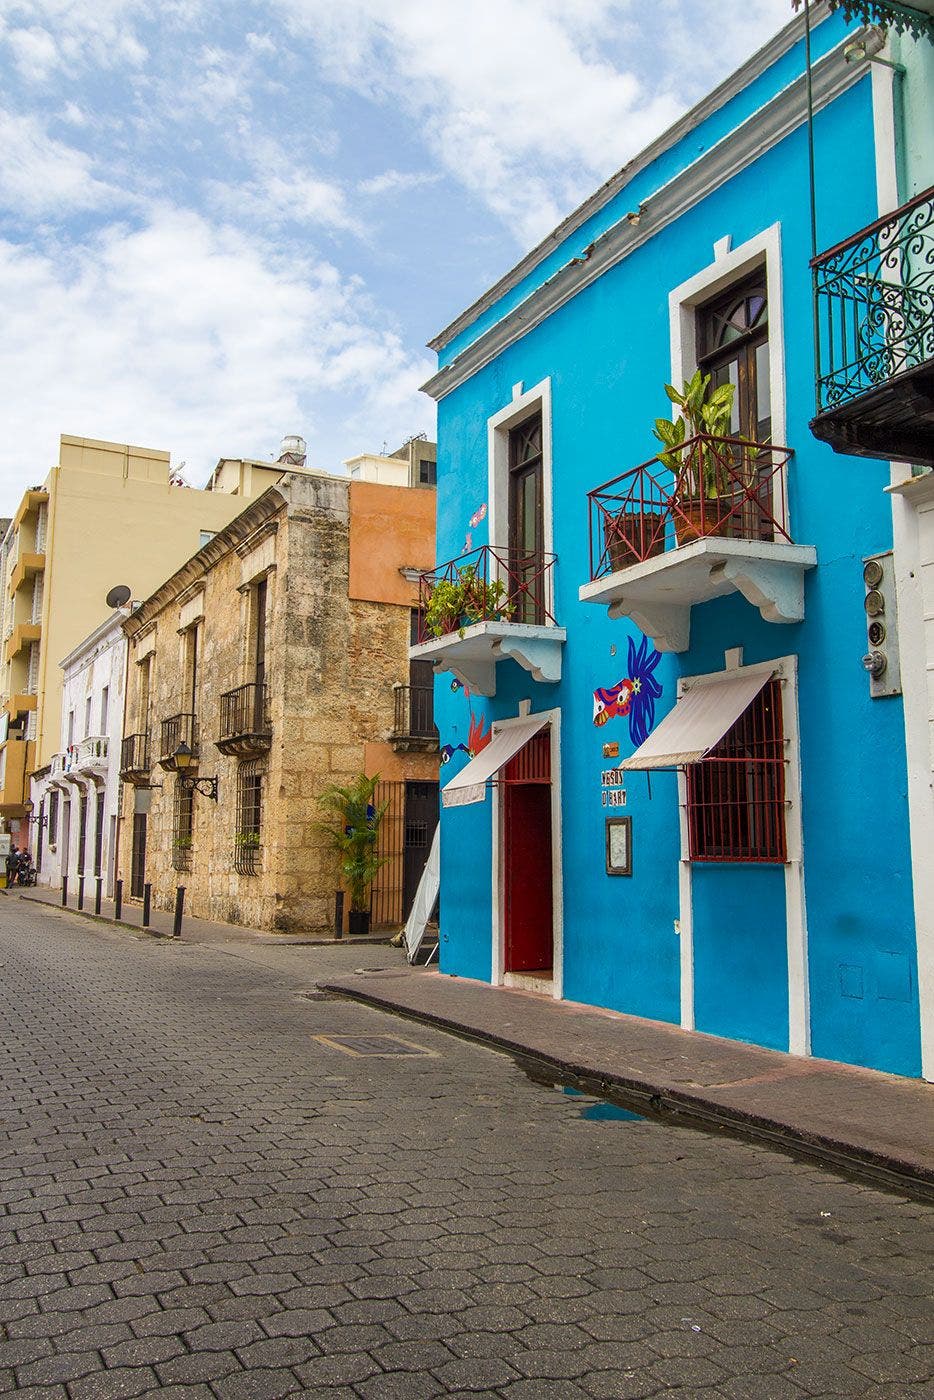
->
[77,874,84,911]
[95,877,102,916]
[334,890,344,939]
[173,886,185,939]
[114,879,123,921]
[61,876,68,907]
[142,883,151,927]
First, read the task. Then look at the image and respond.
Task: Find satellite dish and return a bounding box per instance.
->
[105,584,132,609]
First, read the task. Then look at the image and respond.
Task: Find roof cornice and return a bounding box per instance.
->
[428,1,833,355]
[422,27,870,403]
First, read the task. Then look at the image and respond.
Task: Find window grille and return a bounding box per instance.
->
[30,571,43,625]
[35,503,47,553]
[234,759,263,875]
[26,642,39,694]
[685,679,786,863]
[172,778,193,872]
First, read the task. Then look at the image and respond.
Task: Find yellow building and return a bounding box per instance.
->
[0,434,301,825]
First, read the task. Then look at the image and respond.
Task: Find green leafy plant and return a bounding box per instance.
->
[316,774,389,913]
[235,831,260,848]
[653,370,736,499]
[424,564,514,639]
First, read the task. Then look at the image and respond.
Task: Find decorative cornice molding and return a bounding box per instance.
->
[423,29,869,403]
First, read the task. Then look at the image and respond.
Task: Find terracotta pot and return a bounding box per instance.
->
[674,498,733,546]
[604,511,665,570]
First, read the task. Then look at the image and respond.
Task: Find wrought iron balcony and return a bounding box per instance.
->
[159,712,199,769]
[120,732,150,781]
[410,544,566,697]
[217,683,271,757]
[811,185,934,467]
[390,684,438,752]
[580,434,816,652]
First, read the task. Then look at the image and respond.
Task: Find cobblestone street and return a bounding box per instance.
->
[1,898,931,1400]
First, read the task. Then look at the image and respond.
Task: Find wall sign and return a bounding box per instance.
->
[601,766,627,808]
[605,816,632,876]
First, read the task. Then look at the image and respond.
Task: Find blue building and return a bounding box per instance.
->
[414,2,933,1079]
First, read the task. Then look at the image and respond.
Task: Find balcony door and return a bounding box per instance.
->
[252,577,267,730]
[697,276,773,538]
[508,413,544,625]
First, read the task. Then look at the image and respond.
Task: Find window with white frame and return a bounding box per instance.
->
[487,379,555,624]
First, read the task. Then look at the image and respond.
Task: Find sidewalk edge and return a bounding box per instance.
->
[320,981,934,1205]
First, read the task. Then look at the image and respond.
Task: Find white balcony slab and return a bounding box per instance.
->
[410,621,566,697]
[579,537,817,652]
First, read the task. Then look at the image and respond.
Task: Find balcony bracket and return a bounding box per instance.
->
[718,556,809,626]
[412,621,567,699]
[609,599,691,654]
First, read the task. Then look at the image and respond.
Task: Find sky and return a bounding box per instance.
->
[0,0,793,507]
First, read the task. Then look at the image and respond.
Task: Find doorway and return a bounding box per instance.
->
[130,812,147,898]
[502,728,553,979]
[403,780,439,916]
[60,801,71,885]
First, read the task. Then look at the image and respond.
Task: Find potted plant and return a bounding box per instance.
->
[603,502,665,571]
[424,564,514,639]
[316,774,389,935]
[653,370,736,545]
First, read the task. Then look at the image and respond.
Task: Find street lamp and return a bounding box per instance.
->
[22,800,47,828]
[173,742,219,801]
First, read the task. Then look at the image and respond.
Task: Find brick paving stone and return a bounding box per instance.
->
[1,896,933,1400]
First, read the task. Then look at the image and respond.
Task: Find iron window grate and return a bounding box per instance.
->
[685,678,787,863]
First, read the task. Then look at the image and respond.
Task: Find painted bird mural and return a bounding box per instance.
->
[592,634,663,746]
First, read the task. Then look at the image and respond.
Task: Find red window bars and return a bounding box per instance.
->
[685,679,786,863]
[503,730,551,785]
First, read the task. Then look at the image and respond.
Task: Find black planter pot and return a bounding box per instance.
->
[348,909,371,936]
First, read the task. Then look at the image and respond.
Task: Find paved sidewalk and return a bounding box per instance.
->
[10,883,392,949]
[320,966,934,1202]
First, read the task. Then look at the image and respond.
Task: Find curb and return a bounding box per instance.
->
[18,893,174,939]
[319,980,934,1205]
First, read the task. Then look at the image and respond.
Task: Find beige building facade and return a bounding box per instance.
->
[118,465,438,933]
[0,434,300,832]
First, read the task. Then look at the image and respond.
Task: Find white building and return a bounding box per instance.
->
[32,611,127,896]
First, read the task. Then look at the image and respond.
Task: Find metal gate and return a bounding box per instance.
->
[130,812,147,898]
[371,780,439,928]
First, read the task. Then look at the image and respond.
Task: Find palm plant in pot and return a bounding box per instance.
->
[653,370,736,545]
[316,774,389,935]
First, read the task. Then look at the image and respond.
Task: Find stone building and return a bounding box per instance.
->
[117,463,438,932]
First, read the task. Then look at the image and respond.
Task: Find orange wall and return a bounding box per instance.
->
[348,482,435,606]
[364,741,439,784]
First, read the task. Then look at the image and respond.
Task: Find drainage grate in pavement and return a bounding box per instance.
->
[312,1033,438,1057]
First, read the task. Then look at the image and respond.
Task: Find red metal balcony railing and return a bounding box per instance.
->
[417,544,557,642]
[587,435,792,583]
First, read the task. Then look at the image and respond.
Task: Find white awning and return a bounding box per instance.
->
[620,669,774,770]
[442,715,550,807]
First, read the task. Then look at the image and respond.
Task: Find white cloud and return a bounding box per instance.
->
[0,1,152,77]
[0,207,434,504]
[359,169,440,198]
[0,109,122,217]
[272,0,794,244]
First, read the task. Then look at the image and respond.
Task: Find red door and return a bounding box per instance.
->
[503,731,553,973]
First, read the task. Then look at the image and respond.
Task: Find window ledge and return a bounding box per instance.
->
[579,537,817,652]
[410,621,567,697]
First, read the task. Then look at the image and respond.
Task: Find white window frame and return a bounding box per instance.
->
[486,377,556,621]
[668,224,789,533]
[675,648,809,1055]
